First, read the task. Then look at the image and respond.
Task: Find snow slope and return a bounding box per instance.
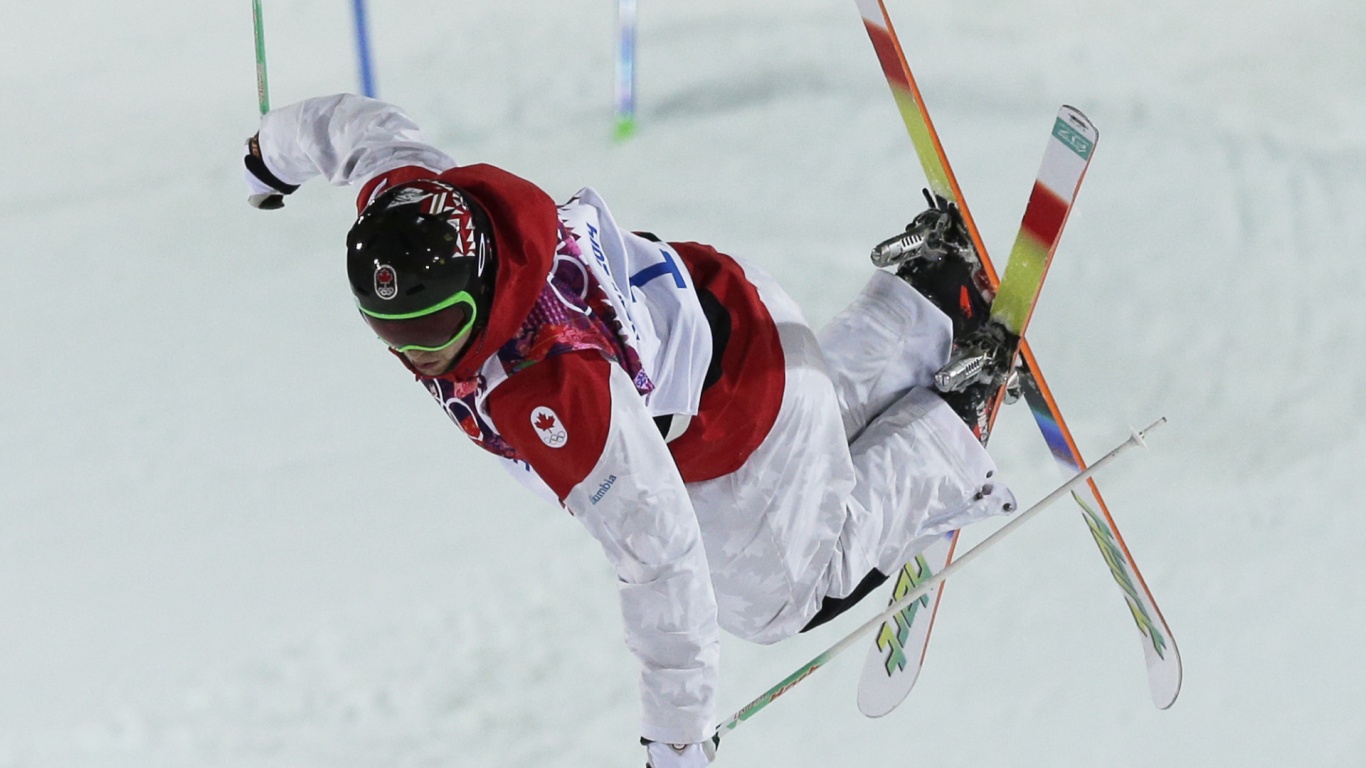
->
[2,0,1363,765]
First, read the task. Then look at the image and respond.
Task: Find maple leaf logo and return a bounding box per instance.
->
[530,407,567,448]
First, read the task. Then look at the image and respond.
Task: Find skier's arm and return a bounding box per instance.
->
[487,352,720,746]
[244,93,456,205]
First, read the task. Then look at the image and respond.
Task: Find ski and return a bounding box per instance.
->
[1016,350,1182,708]
[852,0,1181,714]
[857,101,1098,716]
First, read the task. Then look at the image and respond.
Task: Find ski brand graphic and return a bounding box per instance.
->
[531,407,568,448]
[1052,116,1095,160]
[1080,504,1167,657]
[374,264,398,300]
[590,475,618,504]
[875,554,934,675]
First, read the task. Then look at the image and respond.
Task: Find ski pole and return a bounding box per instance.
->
[714,418,1168,737]
[252,0,271,114]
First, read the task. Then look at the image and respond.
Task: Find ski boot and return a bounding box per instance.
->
[870,189,993,339]
[872,190,1021,440]
[933,319,1022,443]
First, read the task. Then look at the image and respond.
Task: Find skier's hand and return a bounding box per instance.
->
[643,737,717,768]
[242,134,298,209]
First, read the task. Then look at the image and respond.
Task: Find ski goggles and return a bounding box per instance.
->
[360,292,477,353]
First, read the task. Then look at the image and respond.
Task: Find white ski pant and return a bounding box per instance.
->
[686,268,1017,644]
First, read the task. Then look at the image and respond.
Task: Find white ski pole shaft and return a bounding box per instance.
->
[715,418,1167,737]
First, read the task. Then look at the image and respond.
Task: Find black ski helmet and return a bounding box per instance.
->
[346,179,497,351]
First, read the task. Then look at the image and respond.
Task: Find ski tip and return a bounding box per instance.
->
[1154,666,1184,710]
[1058,105,1098,138]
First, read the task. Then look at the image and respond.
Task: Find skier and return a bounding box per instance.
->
[243,94,1017,767]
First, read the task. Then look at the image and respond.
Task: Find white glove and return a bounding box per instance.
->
[644,739,717,768]
[242,134,298,209]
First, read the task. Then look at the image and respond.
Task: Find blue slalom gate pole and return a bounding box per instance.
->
[614,0,637,140]
[352,0,377,97]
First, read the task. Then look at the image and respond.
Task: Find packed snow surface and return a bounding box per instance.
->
[3,0,1363,765]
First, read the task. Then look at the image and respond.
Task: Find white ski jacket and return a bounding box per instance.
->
[251,94,1017,747]
[253,94,770,744]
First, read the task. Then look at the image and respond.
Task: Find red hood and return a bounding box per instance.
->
[358,164,559,380]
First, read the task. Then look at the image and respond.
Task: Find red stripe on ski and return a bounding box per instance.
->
[863,20,912,92]
[1021,182,1070,246]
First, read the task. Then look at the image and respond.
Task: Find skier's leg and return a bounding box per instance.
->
[845,387,1015,575]
[817,270,953,442]
[684,258,862,644]
[799,387,1017,632]
[684,256,1013,642]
